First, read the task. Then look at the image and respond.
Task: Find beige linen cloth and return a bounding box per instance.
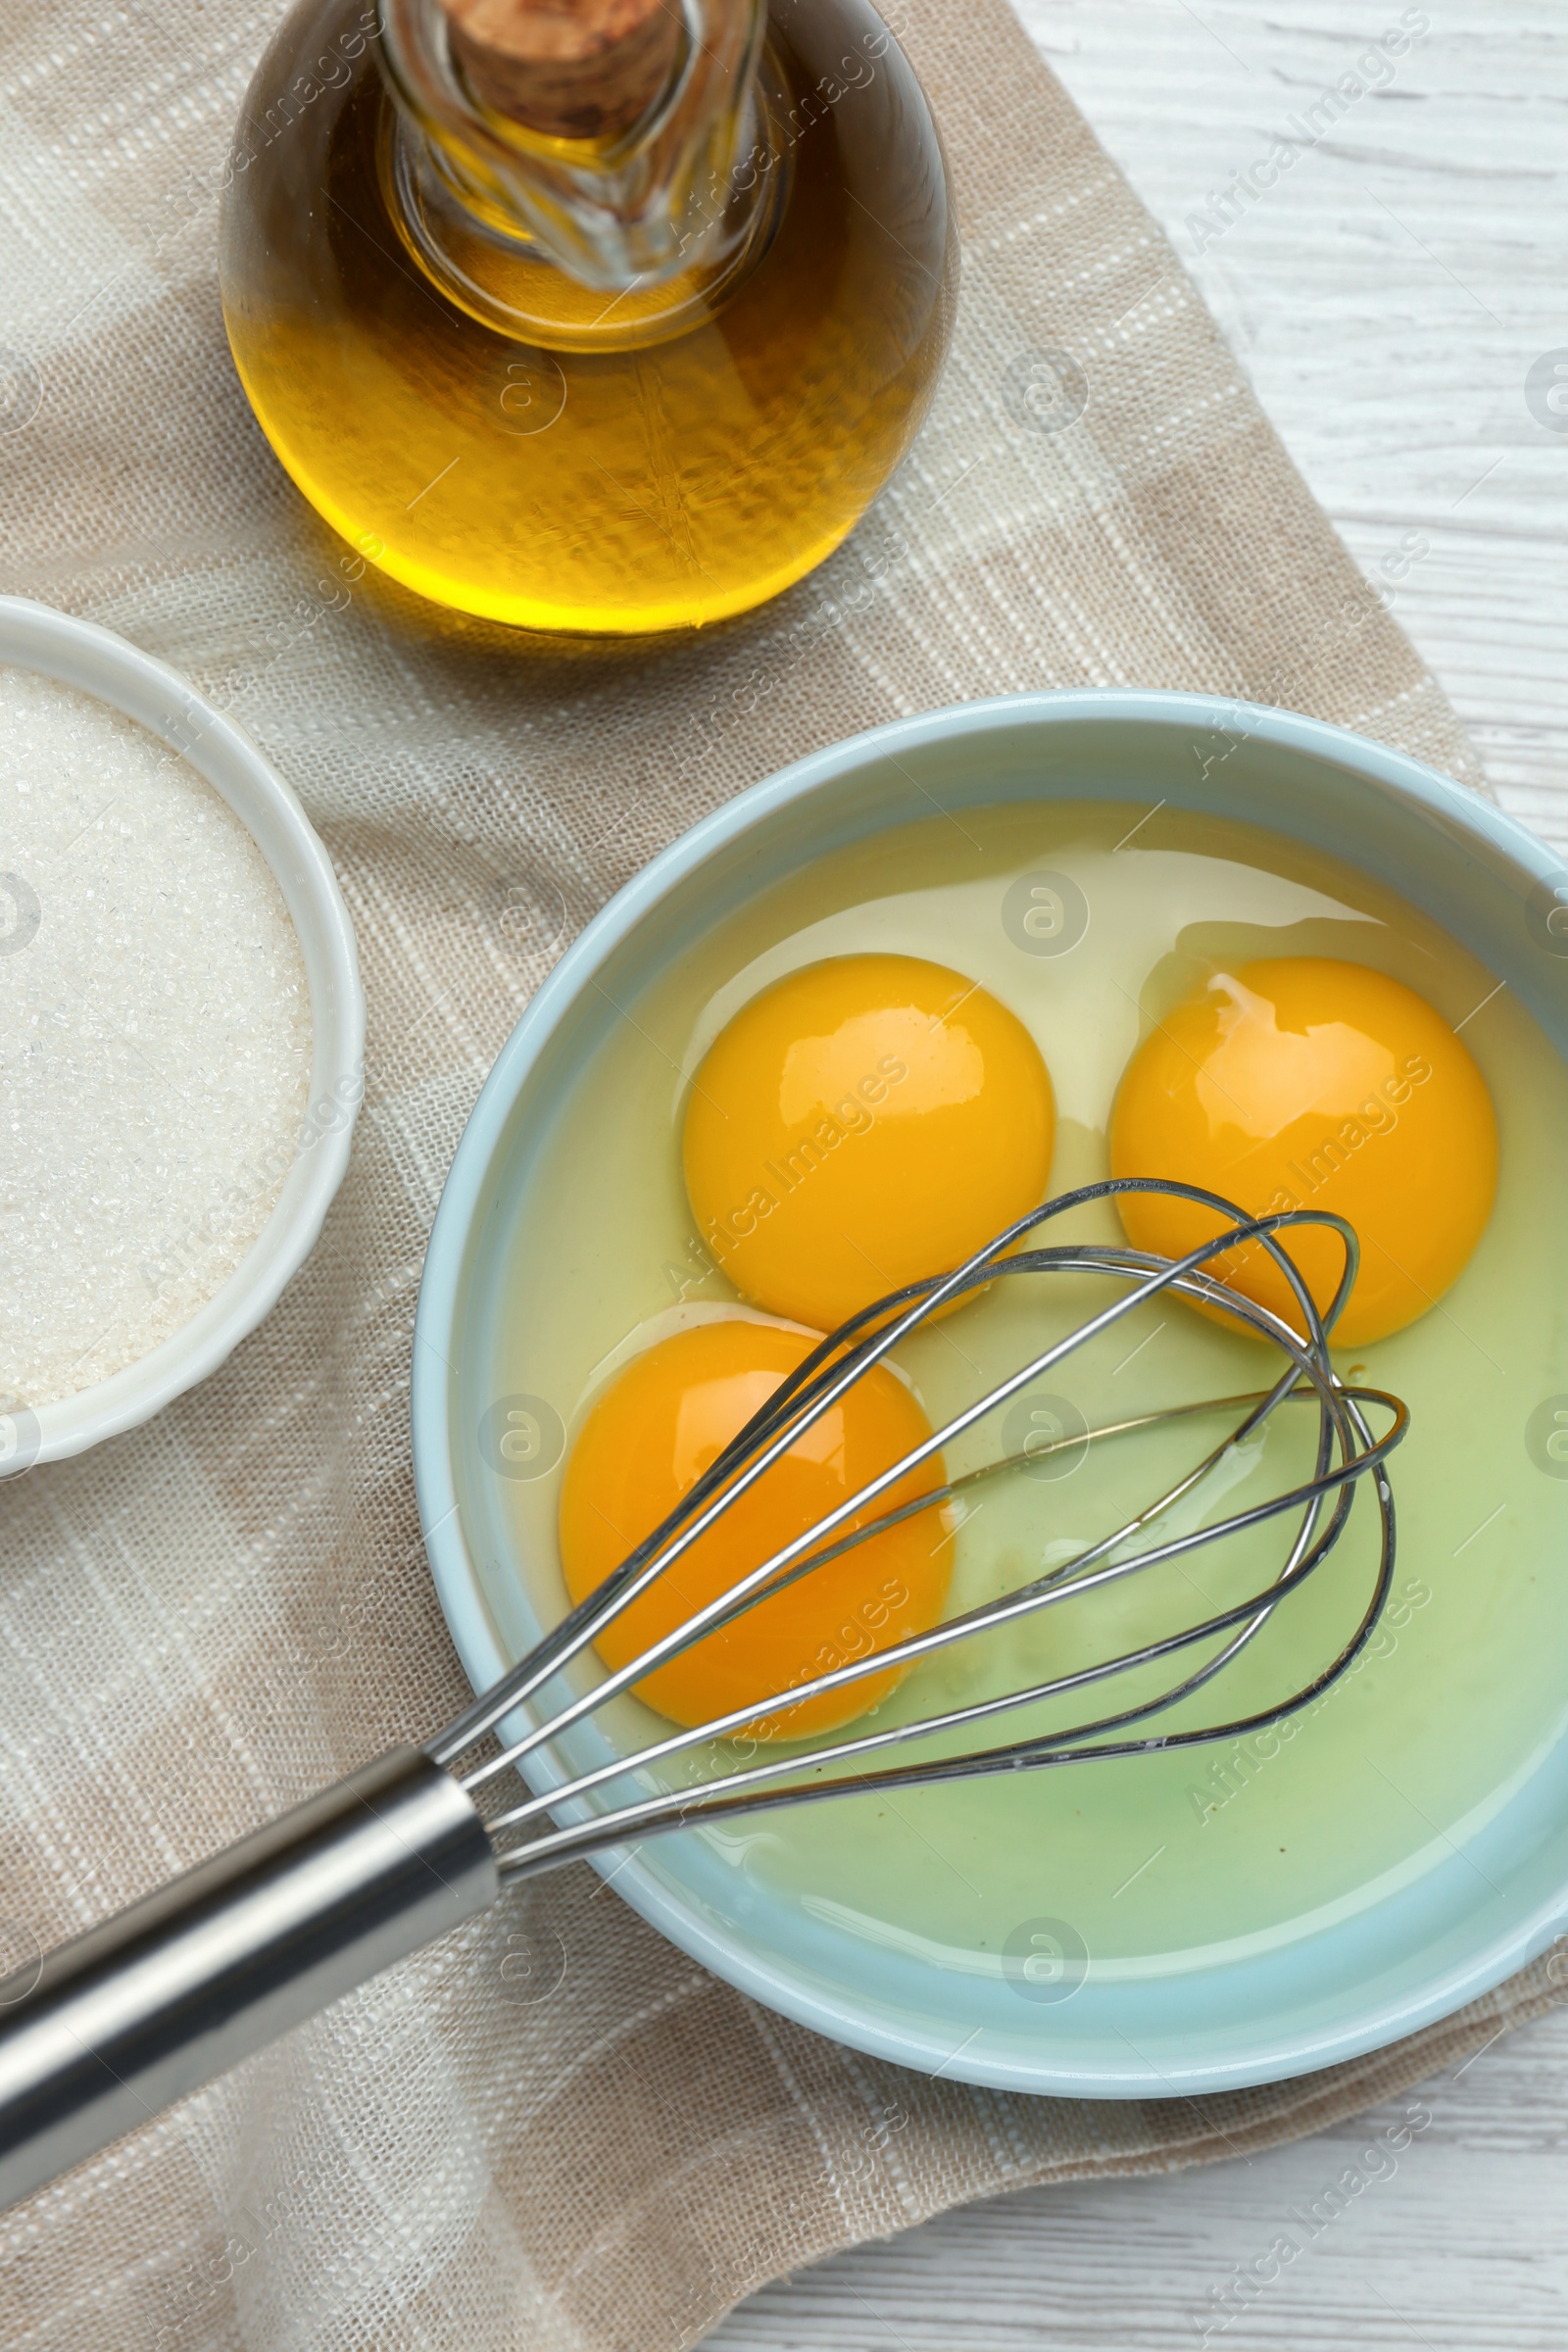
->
[0,0,1558,2343]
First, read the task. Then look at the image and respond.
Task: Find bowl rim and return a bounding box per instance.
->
[415,686,1568,2094]
[0,595,365,1471]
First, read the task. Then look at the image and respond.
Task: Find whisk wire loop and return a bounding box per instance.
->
[428,1181,1402,1881]
[434,1179,1355,1778]
[478,1370,1400,1862]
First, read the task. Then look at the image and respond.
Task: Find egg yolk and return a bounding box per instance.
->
[681,954,1055,1331]
[558,1319,951,1737]
[1108,957,1497,1347]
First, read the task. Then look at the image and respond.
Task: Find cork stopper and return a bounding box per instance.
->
[440,0,682,139]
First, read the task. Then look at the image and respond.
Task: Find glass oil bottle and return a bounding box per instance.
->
[219,0,956,634]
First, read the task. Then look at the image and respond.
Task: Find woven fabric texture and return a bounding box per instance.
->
[0,0,1549,2344]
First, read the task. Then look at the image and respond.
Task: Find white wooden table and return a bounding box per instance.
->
[708,3,1568,2343]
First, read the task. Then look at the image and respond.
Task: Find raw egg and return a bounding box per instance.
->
[682,954,1055,1330]
[1108,956,1497,1346]
[557,1318,951,1736]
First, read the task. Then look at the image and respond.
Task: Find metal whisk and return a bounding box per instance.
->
[0,1179,1405,2212]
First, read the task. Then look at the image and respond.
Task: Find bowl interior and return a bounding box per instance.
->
[416,693,1568,2092]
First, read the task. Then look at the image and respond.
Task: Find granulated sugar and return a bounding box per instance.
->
[1,665,312,1407]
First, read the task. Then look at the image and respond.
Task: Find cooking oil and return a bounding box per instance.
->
[219,0,956,633]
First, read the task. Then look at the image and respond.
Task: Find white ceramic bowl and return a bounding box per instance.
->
[0,597,365,1472]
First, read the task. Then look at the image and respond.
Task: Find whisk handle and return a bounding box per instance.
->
[0,1744,497,2213]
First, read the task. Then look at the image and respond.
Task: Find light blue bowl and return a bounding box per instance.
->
[414,689,1568,2095]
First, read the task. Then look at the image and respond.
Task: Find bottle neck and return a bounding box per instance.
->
[376,0,782,350]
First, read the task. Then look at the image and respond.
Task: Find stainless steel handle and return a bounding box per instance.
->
[0,1744,498,2212]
